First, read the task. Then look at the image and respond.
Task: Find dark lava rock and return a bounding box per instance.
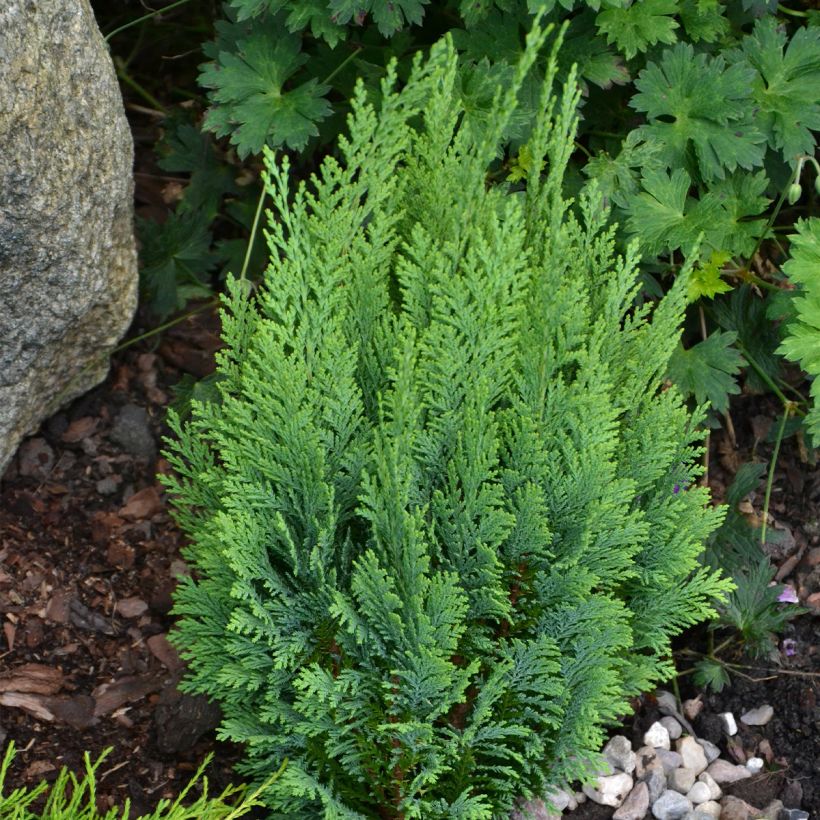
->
[152,686,222,756]
[109,403,156,463]
[693,710,724,744]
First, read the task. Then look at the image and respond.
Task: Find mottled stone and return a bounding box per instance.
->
[686,782,711,805]
[645,721,671,750]
[658,750,684,773]
[668,766,696,794]
[697,771,722,801]
[645,766,668,803]
[0,0,137,474]
[635,745,659,778]
[510,798,560,820]
[652,789,692,820]
[705,760,752,785]
[696,800,721,819]
[718,795,759,820]
[677,736,708,775]
[583,772,634,807]
[740,705,774,726]
[604,734,637,774]
[613,782,649,820]
[699,739,721,764]
[661,716,683,740]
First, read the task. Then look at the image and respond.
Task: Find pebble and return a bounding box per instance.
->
[660,716,683,740]
[676,737,708,775]
[697,771,722,801]
[541,789,571,812]
[109,403,156,463]
[744,756,764,773]
[613,781,649,820]
[656,690,679,715]
[685,781,711,805]
[739,704,773,726]
[779,810,810,820]
[17,437,55,479]
[718,712,738,736]
[682,697,704,721]
[719,795,759,820]
[644,721,671,750]
[667,766,695,794]
[652,789,692,820]
[704,759,751,784]
[759,799,782,820]
[681,812,715,820]
[694,800,721,819]
[645,766,667,803]
[635,745,659,778]
[582,772,633,807]
[657,750,684,774]
[510,799,560,820]
[603,735,636,774]
[699,739,721,764]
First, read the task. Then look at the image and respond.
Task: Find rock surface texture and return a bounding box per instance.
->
[0,0,137,474]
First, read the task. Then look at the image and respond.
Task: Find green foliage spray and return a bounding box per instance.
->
[162,22,731,818]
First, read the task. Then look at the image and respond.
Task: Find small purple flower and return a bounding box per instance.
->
[782,638,797,657]
[777,585,799,604]
[673,483,681,494]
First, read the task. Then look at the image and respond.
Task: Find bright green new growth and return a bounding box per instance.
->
[778,218,820,439]
[163,23,730,817]
[0,742,280,819]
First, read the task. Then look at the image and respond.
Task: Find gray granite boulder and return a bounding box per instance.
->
[0,0,137,474]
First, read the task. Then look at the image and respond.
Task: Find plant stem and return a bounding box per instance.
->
[104,0,197,42]
[113,58,167,113]
[239,185,267,284]
[761,405,791,544]
[322,46,364,86]
[113,299,219,354]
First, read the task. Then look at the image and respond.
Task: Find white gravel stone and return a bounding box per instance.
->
[644,767,667,803]
[613,782,650,820]
[704,759,752,784]
[697,771,722,801]
[698,739,721,763]
[740,705,774,726]
[686,781,711,804]
[652,789,692,820]
[604,735,637,774]
[542,788,571,812]
[719,712,738,735]
[668,766,696,794]
[676,737,708,775]
[644,721,671,750]
[657,750,683,773]
[695,800,721,819]
[745,756,764,773]
[660,716,683,740]
[583,772,634,808]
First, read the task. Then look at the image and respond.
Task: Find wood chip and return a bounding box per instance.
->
[0,663,63,695]
[61,416,98,443]
[0,691,56,721]
[48,694,97,730]
[146,633,184,675]
[92,673,167,718]
[119,486,163,520]
[115,597,148,618]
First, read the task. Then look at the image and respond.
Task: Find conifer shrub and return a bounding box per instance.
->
[162,22,732,817]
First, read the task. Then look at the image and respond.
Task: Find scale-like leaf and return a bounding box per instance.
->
[778,219,820,437]
[632,43,766,181]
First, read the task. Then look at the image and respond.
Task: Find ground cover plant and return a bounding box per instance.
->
[162,23,733,816]
[0,742,280,819]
